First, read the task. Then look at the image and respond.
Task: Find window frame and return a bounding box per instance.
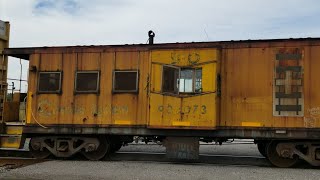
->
[194,68,202,93]
[179,68,195,93]
[37,71,62,94]
[161,65,180,94]
[74,70,100,94]
[112,70,139,93]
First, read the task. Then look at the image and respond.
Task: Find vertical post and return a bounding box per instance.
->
[19,58,22,94]
[0,20,10,127]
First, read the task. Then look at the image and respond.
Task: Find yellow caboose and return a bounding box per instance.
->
[2,36,320,167]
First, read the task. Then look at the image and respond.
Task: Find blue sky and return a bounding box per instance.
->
[1,0,320,91]
[33,0,79,15]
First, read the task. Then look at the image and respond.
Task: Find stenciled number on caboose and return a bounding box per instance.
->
[273,48,304,116]
[158,104,207,114]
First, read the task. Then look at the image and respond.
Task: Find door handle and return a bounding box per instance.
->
[217,74,221,96]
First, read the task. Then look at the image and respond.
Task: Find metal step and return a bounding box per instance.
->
[5,121,24,135]
[0,147,28,151]
[5,121,25,126]
[0,134,22,149]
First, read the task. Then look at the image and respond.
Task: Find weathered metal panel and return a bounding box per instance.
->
[221,47,274,127]
[149,93,181,127]
[28,50,150,127]
[198,62,216,92]
[0,135,21,148]
[165,137,199,160]
[6,125,23,135]
[3,102,19,122]
[181,94,216,127]
[151,48,218,66]
[150,63,162,92]
[149,48,218,129]
[220,43,320,129]
[304,46,320,128]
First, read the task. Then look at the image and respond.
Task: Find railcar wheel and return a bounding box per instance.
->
[29,138,51,159]
[82,137,109,161]
[266,141,299,168]
[257,143,267,158]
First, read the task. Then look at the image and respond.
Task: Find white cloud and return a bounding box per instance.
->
[1,0,320,92]
[2,0,320,47]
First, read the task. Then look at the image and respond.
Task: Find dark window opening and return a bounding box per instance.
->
[162,66,179,93]
[113,71,138,92]
[75,71,99,93]
[38,72,61,93]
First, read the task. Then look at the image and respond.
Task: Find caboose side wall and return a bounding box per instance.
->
[148,48,220,129]
[21,39,320,135]
[220,41,320,129]
[27,50,150,126]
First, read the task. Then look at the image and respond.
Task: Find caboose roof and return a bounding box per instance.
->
[4,37,320,60]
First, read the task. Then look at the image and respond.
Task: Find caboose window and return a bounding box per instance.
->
[38,72,62,93]
[113,70,139,92]
[179,68,202,93]
[162,66,202,94]
[75,71,100,93]
[179,69,193,92]
[162,65,179,94]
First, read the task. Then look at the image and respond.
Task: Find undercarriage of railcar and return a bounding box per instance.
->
[23,126,320,168]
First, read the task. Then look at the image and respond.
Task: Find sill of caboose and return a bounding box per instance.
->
[112,90,139,94]
[178,92,201,96]
[4,121,25,126]
[160,92,211,98]
[160,92,201,97]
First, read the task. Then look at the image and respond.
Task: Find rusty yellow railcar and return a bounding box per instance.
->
[3,38,320,167]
